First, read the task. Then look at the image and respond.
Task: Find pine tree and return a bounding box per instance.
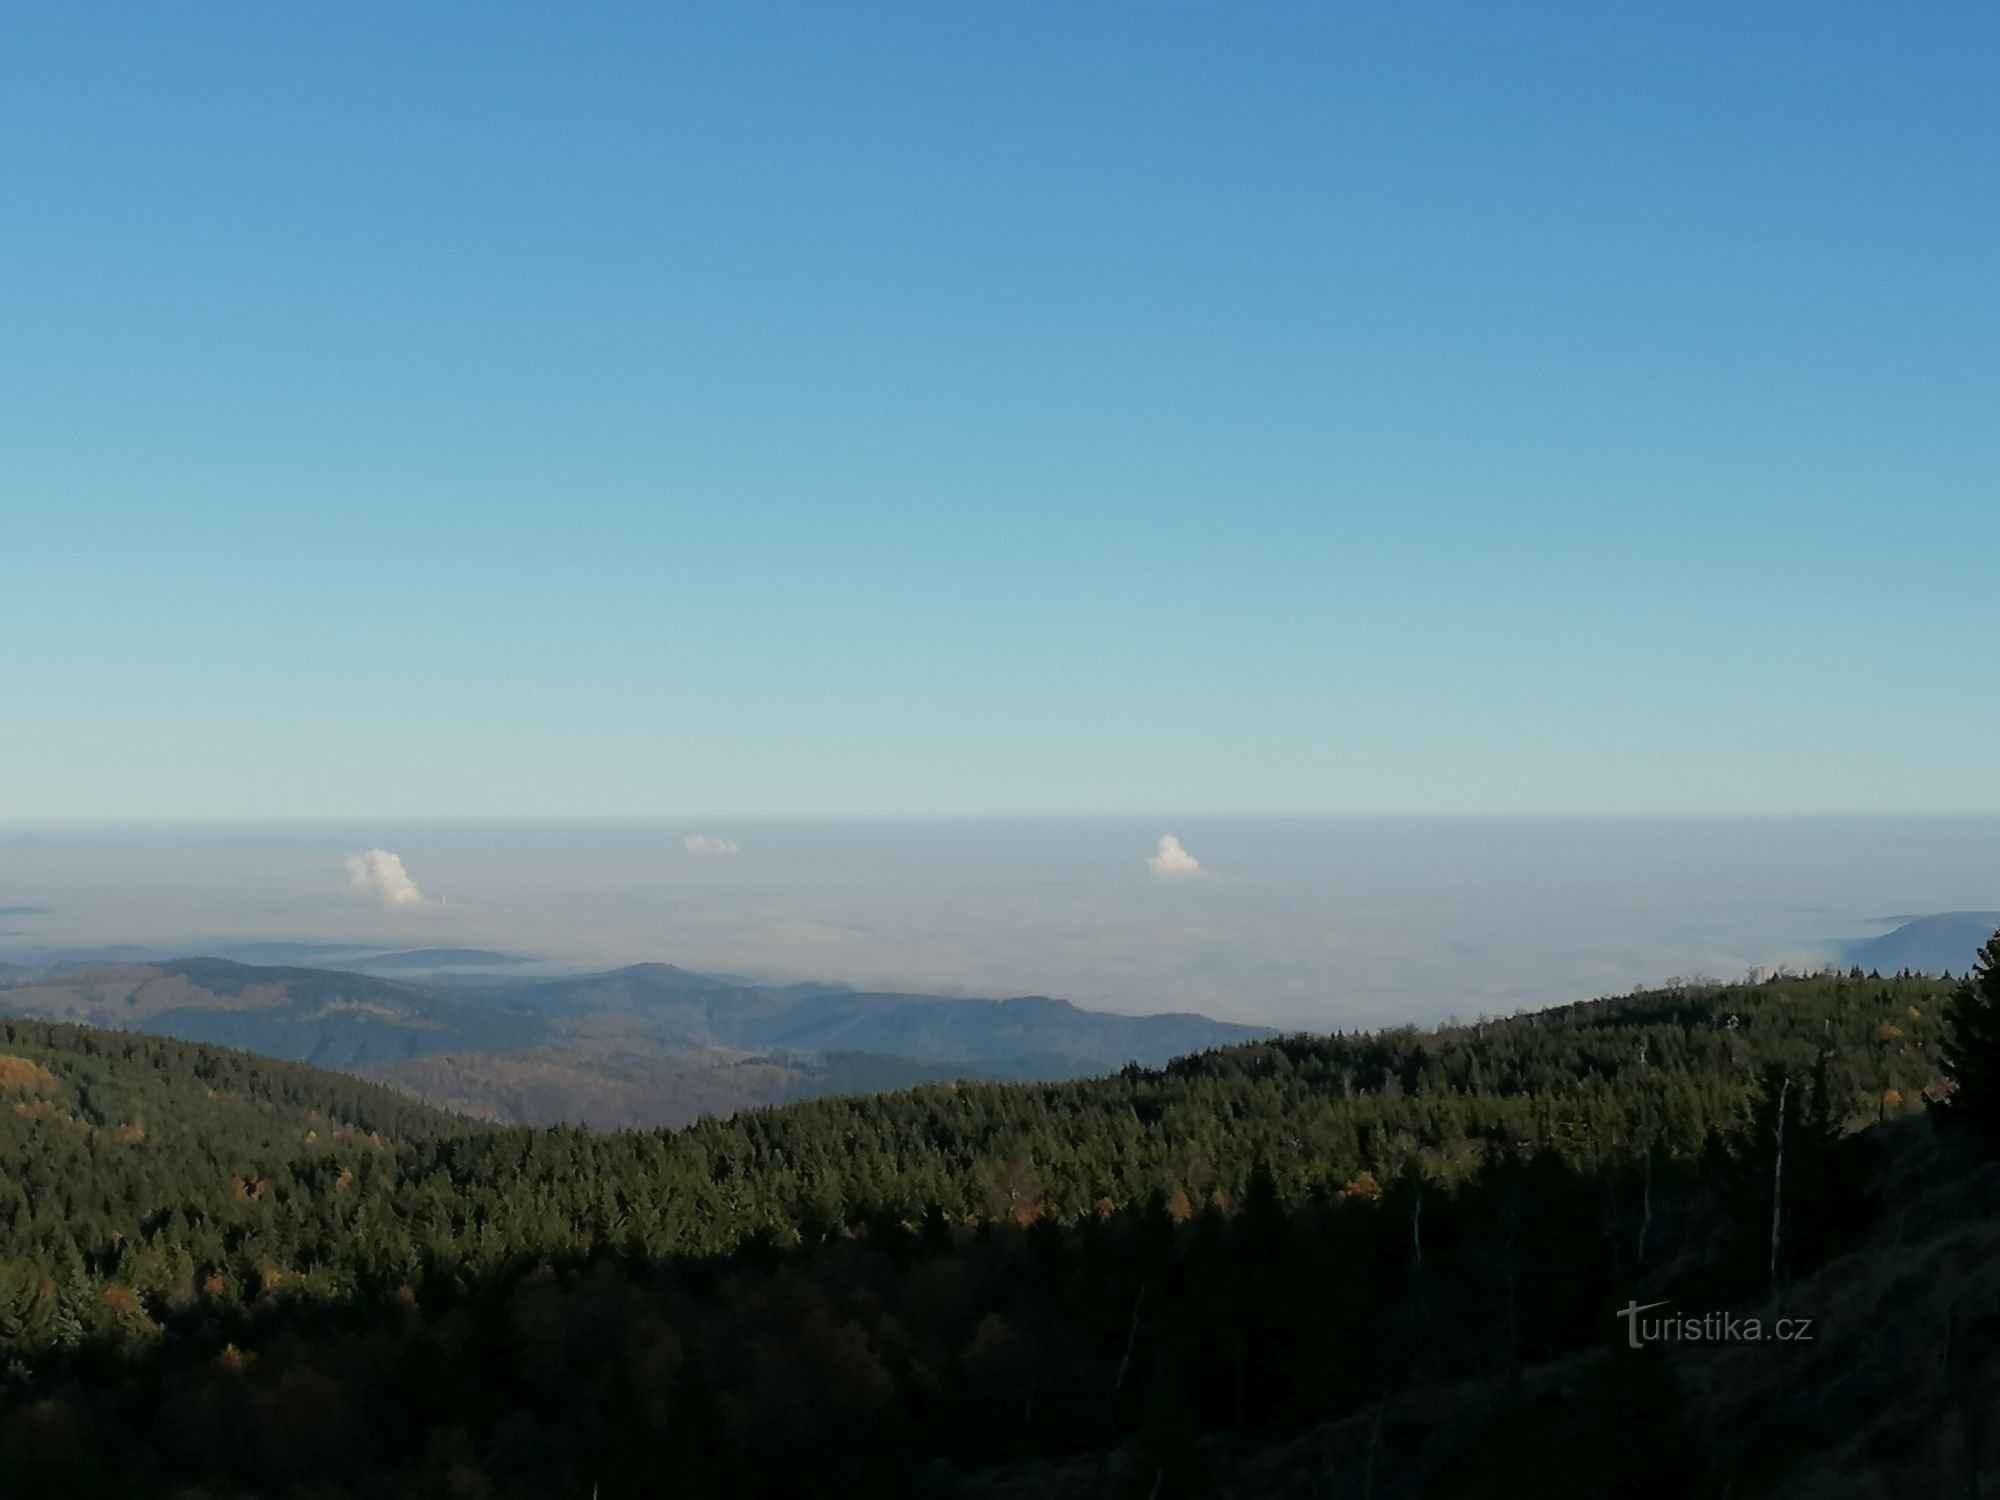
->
[1711,1057,1856,1292]
[0,1263,53,1358]
[50,1281,85,1350]
[1937,929,2000,1140]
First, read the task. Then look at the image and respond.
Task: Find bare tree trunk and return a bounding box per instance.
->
[1361,1381,1388,1500]
[1115,1285,1146,1395]
[1409,1185,1436,1379]
[1770,1077,1791,1297]
[1637,1148,1653,1266]
[1233,1330,1246,1430]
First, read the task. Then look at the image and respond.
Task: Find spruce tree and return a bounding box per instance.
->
[1937,928,2000,1139]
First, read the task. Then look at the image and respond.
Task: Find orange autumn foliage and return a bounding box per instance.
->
[0,1055,61,1094]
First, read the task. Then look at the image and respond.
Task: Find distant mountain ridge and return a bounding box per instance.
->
[0,954,1273,1127]
[1843,911,2000,976]
[496,961,1270,1068]
[0,958,543,1072]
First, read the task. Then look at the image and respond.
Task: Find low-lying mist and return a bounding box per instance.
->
[1,816,1993,1031]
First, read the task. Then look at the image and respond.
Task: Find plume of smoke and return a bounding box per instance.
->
[684,835,740,856]
[1146,834,1203,877]
[344,849,427,908]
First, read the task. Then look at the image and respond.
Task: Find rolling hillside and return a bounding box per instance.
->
[0,1013,476,1162]
[478,960,1273,1062]
[0,962,1986,1497]
[0,958,540,1070]
[0,956,1272,1127]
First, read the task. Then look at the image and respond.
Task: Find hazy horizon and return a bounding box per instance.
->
[5,815,1994,1032]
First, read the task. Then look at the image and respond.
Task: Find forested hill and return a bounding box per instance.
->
[0,957,1275,1127]
[0,1017,476,1155]
[0,966,1975,1496]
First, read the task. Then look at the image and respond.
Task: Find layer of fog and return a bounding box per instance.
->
[1,817,1994,1031]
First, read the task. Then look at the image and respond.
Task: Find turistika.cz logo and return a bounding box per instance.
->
[1615,1300,1814,1349]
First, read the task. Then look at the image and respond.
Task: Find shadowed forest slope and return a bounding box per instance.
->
[0,966,1982,1496]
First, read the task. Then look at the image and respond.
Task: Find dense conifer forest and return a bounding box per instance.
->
[0,964,1984,1496]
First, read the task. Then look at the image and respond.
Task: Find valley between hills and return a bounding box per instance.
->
[0,955,1272,1128]
[4,939,2000,1495]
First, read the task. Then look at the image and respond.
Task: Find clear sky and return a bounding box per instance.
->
[4,4,1996,820]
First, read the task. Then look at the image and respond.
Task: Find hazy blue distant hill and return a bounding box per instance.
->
[504,963,1274,1069]
[41,944,177,969]
[4,942,379,973]
[345,947,536,972]
[7,941,540,973]
[204,942,385,966]
[740,989,1273,1069]
[0,957,540,1071]
[1845,911,2000,975]
[0,953,1269,1126]
[576,961,739,991]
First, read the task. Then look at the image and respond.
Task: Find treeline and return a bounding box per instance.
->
[0,968,1966,1495]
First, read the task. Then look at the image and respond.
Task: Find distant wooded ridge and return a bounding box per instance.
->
[0,954,1273,1128]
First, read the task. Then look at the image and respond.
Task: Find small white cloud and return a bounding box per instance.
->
[1146,834,1203,878]
[344,849,427,908]
[684,835,740,856]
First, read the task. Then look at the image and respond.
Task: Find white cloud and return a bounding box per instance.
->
[1146,834,1203,878]
[684,835,740,856]
[344,849,427,908]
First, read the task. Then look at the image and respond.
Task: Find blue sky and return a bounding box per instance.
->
[4,4,1996,819]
